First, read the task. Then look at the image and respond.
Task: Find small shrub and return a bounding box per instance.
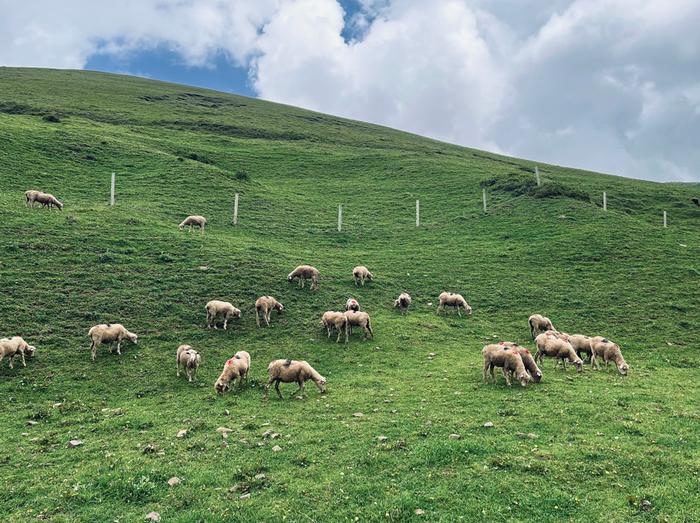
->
[235,170,250,181]
[481,172,590,202]
[42,114,61,123]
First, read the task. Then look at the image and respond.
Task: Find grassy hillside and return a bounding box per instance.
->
[1,67,699,523]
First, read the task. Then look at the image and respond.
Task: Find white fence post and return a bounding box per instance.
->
[110,172,116,206]
[535,166,541,186]
[416,199,420,227]
[482,188,487,212]
[233,193,239,225]
[338,204,343,232]
[663,211,667,228]
[603,191,607,211]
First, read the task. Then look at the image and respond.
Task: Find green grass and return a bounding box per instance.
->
[1,67,699,522]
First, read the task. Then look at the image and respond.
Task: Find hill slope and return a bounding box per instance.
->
[0,67,699,522]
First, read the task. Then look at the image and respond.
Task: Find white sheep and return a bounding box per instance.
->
[534,332,583,372]
[179,215,206,232]
[322,311,348,343]
[205,300,241,330]
[264,359,326,399]
[353,266,373,287]
[25,190,63,210]
[345,298,360,312]
[255,296,284,327]
[0,336,37,369]
[176,344,202,382]
[287,265,319,290]
[590,336,629,375]
[344,310,374,340]
[214,351,251,393]
[437,292,472,316]
[88,323,138,361]
[528,314,555,339]
[393,293,411,315]
[482,343,531,387]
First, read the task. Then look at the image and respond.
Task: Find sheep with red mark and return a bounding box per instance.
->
[214,351,251,394]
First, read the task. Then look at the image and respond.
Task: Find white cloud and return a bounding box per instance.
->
[1,0,699,181]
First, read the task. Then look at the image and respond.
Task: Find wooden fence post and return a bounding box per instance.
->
[338,205,343,232]
[416,199,420,227]
[482,189,487,212]
[110,172,116,206]
[233,193,239,225]
[535,166,541,186]
[603,191,607,211]
[663,211,667,228]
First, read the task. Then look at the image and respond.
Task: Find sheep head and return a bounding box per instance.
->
[215,378,230,394]
[127,332,138,344]
[25,345,37,357]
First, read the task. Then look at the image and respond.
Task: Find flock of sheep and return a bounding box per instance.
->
[3,205,630,398]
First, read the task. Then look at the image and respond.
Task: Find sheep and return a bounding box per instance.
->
[176,344,201,382]
[205,300,241,330]
[437,292,472,316]
[321,311,348,343]
[88,323,138,361]
[528,314,555,339]
[255,296,284,327]
[0,336,37,369]
[482,343,530,387]
[214,351,251,394]
[352,266,373,287]
[264,359,326,399]
[393,292,412,315]
[345,298,360,312]
[566,334,594,363]
[287,265,319,290]
[25,190,63,210]
[534,332,583,372]
[590,336,629,375]
[179,215,206,232]
[344,310,374,340]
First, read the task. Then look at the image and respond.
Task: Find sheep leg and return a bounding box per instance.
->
[188,368,193,382]
[483,361,491,382]
[20,352,27,367]
[291,380,305,398]
[0,354,4,367]
[177,357,181,377]
[116,341,122,355]
[344,324,349,344]
[502,368,512,387]
[326,324,332,338]
[335,329,342,343]
[223,317,228,330]
[274,380,283,399]
[256,309,261,327]
[490,364,496,382]
[265,311,271,326]
[91,342,97,362]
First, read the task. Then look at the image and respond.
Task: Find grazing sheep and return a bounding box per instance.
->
[528,314,555,339]
[255,296,284,327]
[88,323,138,362]
[590,336,629,375]
[205,300,241,330]
[322,311,348,343]
[176,344,202,382]
[214,351,251,393]
[264,359,326,399]
[0,336,37,369]
[344,310,374,340]
[353,266,373,287]
[287,265,319,290]
[437,292,472,316]
[179,215,206,232]
[566,334,594,363]
[393,292,412,315]
[482,343,530,387]
[345,298,360,312]
[534,332,583,372]
[512,344,543,383]
[25,190,63,210]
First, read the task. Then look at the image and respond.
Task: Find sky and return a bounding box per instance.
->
[1,0,699,182]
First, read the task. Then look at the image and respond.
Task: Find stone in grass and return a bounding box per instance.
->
[167,476,181,487]
[271,445,282,452]
[217,427,233,438]
[67,439,83,448]
[448,434,461,440]
[353,412,364,417]
[145,512,161,522]
[640,500,652,511]
[254,473,266,480]
[176,429,188,438]
[377,436,389,443]
[240,493,251,500]
[483,422,494,428]
[415,509,425,515]
[27,420,38,426]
